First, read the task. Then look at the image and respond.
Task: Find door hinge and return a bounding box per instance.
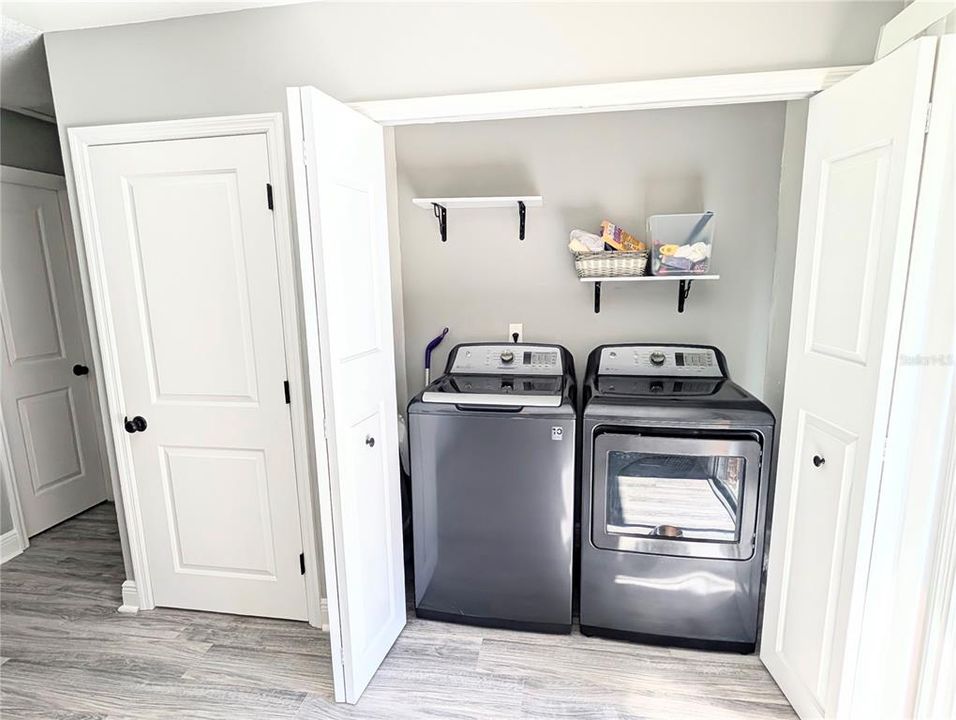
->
[299,552,306,575]
[925,103,933,134]
[283,380,291,404]
[266,183,274,210]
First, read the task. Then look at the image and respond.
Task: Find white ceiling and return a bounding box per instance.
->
[1,1,313,32]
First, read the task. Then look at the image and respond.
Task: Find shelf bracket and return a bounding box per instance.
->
[677,279,693,313]
[432,203,447,242]
[517,200,526,241]
[594,281,602,314]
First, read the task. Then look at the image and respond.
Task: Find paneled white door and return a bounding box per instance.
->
[288,86,405,703]
[1,167,107,537]
[760,38,936,719]
[85,134,307,619]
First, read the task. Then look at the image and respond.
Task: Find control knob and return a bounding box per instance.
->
[649,351,667,366]
[500,350,515,364]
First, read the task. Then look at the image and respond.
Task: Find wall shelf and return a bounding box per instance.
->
[579,274,720,314]
[412,196,543,242]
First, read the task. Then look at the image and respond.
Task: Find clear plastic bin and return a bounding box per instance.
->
[648,212,715,276]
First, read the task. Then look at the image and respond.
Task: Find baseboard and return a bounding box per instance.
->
[320,597,330,631]
[0,529,24,564]
[117,580,140,614]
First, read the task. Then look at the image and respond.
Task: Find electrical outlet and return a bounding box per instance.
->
[509,323,523,343]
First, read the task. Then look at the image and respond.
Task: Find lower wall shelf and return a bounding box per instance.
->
[579,274,720,313]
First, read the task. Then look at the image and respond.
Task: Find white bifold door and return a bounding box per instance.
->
[1,168,107,537]
[287,87,406,703]
[761,38,936,719]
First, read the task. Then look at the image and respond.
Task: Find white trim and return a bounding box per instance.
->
[352,66,862,126]
[264,117,325,630]
[0,382,29,558]
[117,579,140,614]
[1,165,66,190]
[59,153,134,579]
[68,113,288,147]
[319,597,330,632]
[876,1,955,60]
[0,529,25,564]
[0,105,57,124]
[286,86,343,698]
[915,431,956,719]
[57,175,114,506]
[909,34,956,720]
[67,114,322,624]
[412,196,542,209]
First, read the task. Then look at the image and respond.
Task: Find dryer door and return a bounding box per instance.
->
[592,433,761,560]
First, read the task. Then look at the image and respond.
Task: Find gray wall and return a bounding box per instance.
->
[0,109,63,175]
[1,464,12,535]
[43,1,900,121]
[395,103,786,400]
[764,100,810,420]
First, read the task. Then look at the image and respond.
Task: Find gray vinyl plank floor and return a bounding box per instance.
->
[0,503,795,719]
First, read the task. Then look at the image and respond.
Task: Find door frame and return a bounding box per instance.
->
[351,65,860,126]
[66,114,323,625]
[0,408,27,562]
[0,165,112,554]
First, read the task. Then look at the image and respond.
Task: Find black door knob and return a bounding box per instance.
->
[812,455,826,468]
[365,435,375,448]
[73,364,90,376]
[124,416,148,434]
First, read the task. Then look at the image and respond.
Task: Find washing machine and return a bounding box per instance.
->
[579,344,775,652]
[407,343,576,633]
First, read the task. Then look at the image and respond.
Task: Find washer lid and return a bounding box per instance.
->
[421,374,563,407]
[599,345,724,378]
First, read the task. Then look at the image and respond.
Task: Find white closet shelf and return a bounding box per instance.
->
[412,196,543,209]
[413,196,542,242]
[578,274,719,283]
[582,274,720,314]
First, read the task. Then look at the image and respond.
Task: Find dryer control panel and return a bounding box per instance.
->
[599,345,724,378]
[449,344,564,375]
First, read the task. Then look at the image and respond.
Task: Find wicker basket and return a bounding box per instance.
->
[573,251,648,279]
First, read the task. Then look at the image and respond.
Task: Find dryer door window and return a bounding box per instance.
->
[592,433,762,560]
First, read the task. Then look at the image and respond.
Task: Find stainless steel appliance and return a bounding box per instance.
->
[580,344,775,652]
[407,343,576,633]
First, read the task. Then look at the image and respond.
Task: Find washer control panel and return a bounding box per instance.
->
[449,344,563,375]
[598,345,724,378]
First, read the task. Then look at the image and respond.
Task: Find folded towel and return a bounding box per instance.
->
[569,229,604,252]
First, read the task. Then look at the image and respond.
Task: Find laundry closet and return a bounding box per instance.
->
[388,98,796,653]
[284,33,948,712]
